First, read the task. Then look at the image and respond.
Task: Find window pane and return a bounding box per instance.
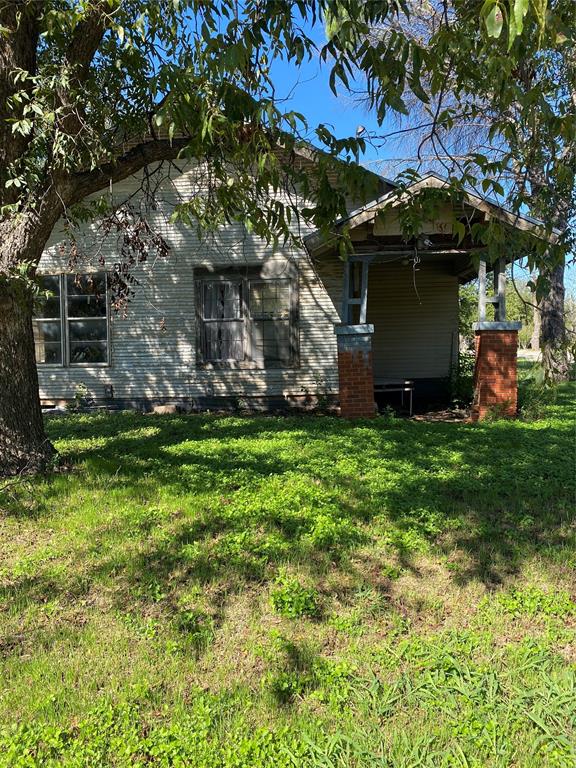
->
[34,321,62,364]
[68,319,107,342]
[250,280,290,318]
[204,321,243,361]
[67,294,107,317]
[67,274,108,365]
[69,342,107,364]
[66,273,107,297]
[67,274,107,320]
[252,319,291,365]
[203,282,241,320]
[34,319,61,343]
[36,275,61,319]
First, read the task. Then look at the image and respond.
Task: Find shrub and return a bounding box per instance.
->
[451,351,476,407]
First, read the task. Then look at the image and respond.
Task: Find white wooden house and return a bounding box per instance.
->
[34,160,550,416]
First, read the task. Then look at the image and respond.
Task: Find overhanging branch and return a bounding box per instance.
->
[66,1,117,80]
[68,138,192,203]
[57,1,119,138]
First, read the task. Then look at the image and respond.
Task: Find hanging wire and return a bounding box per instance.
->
[412,247,422,304]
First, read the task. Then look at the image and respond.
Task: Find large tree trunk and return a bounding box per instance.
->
[0,200,63,478]
[540,259,569,382]
[0,282,54,476]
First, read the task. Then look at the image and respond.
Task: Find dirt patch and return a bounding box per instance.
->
[411,408,470,422]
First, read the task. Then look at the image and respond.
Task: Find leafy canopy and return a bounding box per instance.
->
[0,0,572,267]
[332,0,575,267]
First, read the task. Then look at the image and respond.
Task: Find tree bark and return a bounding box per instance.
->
[0,4,39,202]
[0,191,64,477]
[0,282,55,476]
[540,259,569,382]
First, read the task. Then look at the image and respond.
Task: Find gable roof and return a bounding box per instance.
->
[304,171,559,253]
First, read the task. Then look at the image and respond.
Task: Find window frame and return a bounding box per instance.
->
[246,278,295,368]
[33,275,64,367]
[198,277,245,364]
[34,272,111,368]
[195,266,299,370]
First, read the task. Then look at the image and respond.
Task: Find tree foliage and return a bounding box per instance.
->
[0,0,377,279]
[1,0,573,279]
[335,0,575,267]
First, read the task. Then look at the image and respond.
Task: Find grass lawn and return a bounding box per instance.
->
[1,383,575,767]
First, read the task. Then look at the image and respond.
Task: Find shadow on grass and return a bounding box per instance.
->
[2,384,574,622]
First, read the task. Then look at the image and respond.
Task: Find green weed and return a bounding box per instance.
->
[490,586,576,618]
[270,574,319,619]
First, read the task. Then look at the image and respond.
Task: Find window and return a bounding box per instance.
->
[196,269,297,368]
[34,275,63,365]
[34,273,109,366]
[249,280,292,366]
[66,274,108,363]
[201,281,244,362]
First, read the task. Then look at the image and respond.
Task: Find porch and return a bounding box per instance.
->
[330,251,520,419]
[305,174,540,420]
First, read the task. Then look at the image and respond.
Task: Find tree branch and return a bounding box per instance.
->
[68,138,192,203]
[66,1,116,80]
[57,1,119,138]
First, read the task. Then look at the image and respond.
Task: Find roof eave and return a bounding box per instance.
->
[304,172,560,256]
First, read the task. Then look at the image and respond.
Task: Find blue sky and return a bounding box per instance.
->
[269,32,393,168]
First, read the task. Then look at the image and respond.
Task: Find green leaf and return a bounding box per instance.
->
[485,5,504,38]
[513,0,529,31]
[507,12,517,48]
[453,220,466,244]
[508,0,529,47]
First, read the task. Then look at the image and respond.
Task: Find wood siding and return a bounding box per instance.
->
[315,257,459,380]
[37,162,459,402]
[37,164,341,402]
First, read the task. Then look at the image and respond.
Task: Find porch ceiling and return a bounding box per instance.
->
[312,229,482,283]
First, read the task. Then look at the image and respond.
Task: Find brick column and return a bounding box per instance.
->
[472,321,521,420]
[335,324,376,419]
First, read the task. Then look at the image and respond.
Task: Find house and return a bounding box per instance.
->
[34,157,551,418]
